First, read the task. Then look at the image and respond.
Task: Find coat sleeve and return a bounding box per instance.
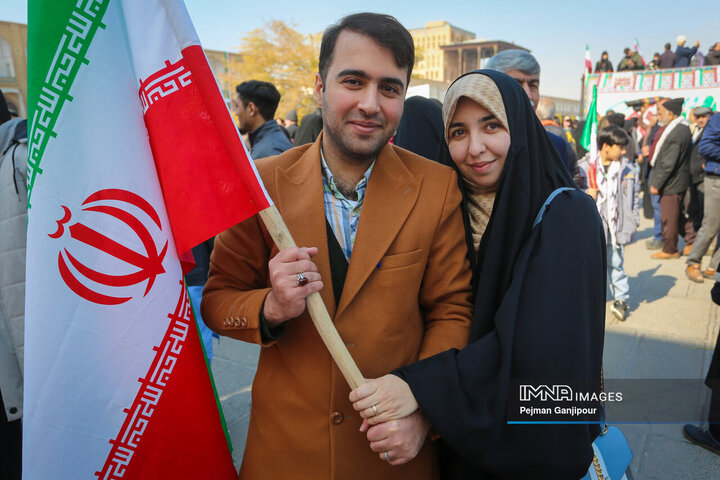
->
[201,213,278,346]
[699,114,720,163]
[395,191,606,478]
[650,133,682,192]
[417,169,473,359]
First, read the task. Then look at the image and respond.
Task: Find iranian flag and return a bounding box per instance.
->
[25,0,272,478]
[585,45,592,74]
[633,38,647,67]
[580,84,599,189]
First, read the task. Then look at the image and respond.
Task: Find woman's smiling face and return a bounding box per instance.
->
[447,97,511,192]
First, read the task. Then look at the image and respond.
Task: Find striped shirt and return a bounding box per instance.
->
[320,151,375,261]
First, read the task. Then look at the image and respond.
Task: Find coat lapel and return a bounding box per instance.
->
[273,137,336,317]
[335,144,422,318]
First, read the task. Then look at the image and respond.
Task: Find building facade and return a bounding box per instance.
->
[0,21,28,118]
[409,21,475,82]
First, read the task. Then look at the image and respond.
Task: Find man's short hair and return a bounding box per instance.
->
[319,13,414,86]
[665,43,672,50]
[598,125,629,149]
[485,49,540,75]
[235,80,282,121]
[536,98,555,121]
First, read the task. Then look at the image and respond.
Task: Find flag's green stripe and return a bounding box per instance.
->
[27,0,110,208]
[580,85,597,151]
[186,282,235,455]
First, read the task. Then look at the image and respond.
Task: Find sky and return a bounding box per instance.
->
[5,0,720,100]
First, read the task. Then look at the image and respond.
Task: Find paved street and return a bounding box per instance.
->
[209,215,720,477]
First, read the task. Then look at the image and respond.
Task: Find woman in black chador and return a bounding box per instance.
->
[350,70,606,479]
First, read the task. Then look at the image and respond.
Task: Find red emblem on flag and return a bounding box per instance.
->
[49,189,168,305]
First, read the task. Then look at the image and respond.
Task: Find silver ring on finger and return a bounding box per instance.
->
[372,404,379,416]
[384,451,393,462]
[296,272,309,287]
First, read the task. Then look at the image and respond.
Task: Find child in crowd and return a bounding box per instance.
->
[580,125,640,321]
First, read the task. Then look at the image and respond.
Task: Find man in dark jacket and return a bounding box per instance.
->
[706,42,720,66]
[233,80,293,159]
[618,48,644,71]
[650,98,693,258]
[659,43,675,68]
[294,107,323,145]
[674,35,699,67]
[686,112,720,281]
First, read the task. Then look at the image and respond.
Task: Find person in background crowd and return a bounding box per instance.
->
[0,90,26,480]
[485,50,577,176]
[233,80,293,159]
[686,112,720,282]
[595,51,613,72]
[580,126,639,321]
[283,109,298,143]
[618,47,644,71]
[563,115,573,131]
[202,13,472,479]
[638,105,660,221]
[649,98,694,259]
[648,52,661,70]
[674,35,700,68]
[186,238,219,361]
[294,107,323,145]
[645,104,668,250]
[683,276,720,456]
[659,43,676,69]
[705,42,720,66]
[349,69,605,478]
[393,96,444,161]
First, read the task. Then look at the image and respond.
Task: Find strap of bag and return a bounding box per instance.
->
[532,187,575,229]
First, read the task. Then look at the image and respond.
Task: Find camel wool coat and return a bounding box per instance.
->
[202,135,473,480]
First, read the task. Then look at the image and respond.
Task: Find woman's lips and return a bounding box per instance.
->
[469,160,496,172]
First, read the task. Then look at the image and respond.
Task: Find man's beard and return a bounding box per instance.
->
[321,93,394,163]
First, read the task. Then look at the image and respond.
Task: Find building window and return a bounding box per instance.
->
[0,36,14,79]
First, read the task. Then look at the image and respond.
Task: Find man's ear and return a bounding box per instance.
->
[247,101,257,117]
[314,73,323,108]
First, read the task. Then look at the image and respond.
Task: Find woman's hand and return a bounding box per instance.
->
[349,375,419,425]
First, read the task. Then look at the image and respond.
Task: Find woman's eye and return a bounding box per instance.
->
[450,128,465,137]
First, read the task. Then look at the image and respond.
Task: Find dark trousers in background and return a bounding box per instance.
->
[660,194,685,253]
[0,391,22,480]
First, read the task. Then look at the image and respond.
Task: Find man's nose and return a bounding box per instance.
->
[357,87,380,115]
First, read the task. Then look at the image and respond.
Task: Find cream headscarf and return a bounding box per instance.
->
[442,74,509,251]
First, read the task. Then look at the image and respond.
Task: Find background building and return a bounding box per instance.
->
[409,20,475,82]
[0,20,28,118]
[541,95,582,118]
[441,39,528,83]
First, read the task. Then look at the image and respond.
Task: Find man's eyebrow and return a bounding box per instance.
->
[335,69,405,89]
[336,69,369,80]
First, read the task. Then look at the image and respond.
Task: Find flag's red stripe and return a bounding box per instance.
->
[181,45,272,210]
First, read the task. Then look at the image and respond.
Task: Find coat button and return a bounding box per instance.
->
[233,318,241,327]
[9,407,17,414]
[224,319,231,327]
[240,317,248,327]
[331,411,344,425]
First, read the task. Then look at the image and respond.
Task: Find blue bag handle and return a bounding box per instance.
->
[533,187,574,229]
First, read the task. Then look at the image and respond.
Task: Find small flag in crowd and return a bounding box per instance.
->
[633,38,647,67]
[25,0,272,478]
[580,84,599,188]
[585,45,592,74]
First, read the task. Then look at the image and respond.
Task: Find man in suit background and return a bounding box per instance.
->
[649,98,694,258]
[202,12,472,480]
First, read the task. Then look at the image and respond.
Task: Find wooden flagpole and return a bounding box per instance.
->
[258,205,366,390]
